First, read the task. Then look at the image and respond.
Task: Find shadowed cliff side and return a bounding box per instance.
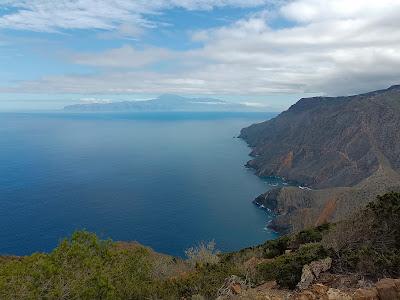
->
[240,85,400,232]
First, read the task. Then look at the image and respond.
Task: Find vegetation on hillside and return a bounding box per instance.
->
[323,192,400,278]
[0,192,398,299]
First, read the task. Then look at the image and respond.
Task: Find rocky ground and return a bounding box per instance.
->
[217,267,400,300]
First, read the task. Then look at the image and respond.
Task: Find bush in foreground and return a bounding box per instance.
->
[0,192,398,298]
[257,243,328,289]
[0,232,236,299]
[323,192,400,278]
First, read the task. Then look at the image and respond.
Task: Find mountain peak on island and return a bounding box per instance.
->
[156,94,187,101]
[155,94,226,104]
[64,94,261,112]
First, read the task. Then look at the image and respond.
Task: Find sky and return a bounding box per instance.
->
[0,0,399,111]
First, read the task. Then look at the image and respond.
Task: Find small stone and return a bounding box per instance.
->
[231,283,242,295]
[353,288,379,300]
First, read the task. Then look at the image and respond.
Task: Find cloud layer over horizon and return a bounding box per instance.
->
[0,0,400,108]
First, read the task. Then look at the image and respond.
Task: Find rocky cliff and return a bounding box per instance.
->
[240,85,400,232]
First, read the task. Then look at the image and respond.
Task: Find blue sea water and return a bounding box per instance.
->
[0,112,282,257]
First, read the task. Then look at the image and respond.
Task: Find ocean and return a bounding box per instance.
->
[0,112,283,256]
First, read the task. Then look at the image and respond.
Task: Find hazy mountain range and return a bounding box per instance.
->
[64,94,268,112]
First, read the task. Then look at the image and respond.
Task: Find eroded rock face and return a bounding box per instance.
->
[240,86,400,189]
[242,86,400,233]
[254,171,400,233]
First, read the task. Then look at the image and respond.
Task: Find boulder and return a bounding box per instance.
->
[297,258,332,290]
[297,265,315,290]
[394,278,400,290]
[393,278,400,295]
[311,283,329,295]
[353,288,379,300]
[375,278,400,300]
[327,288,352,300]
[295,290,317,300]
[309,257,332,278]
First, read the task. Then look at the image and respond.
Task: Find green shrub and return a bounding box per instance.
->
[368,192,400,247]
[288,223,331,251]
[257,243,328,289]
[0,231,155,299]
[339,246,400,278]
[326,192,400,278]
[0,231,244,299]
[159,262,241,299]
[185,240,220,267]
[261,236,290,259]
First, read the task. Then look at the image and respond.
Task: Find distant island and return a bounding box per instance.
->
[64,94,268,112]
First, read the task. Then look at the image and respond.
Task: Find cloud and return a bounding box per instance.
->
[79,97,113,104]
[0,0,270,33]
[71,45,177,68]
[1,0,400,97]
[240,101,268,107]
[280,0,398,23]
[186,0,400,95]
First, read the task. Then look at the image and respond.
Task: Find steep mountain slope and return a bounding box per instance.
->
[240,86,400,232]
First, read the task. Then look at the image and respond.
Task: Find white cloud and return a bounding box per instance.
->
[79,97,113,104]
[71,45,176,68]
[281,0,398,24]
[1,0,400,98]
[0,0,270,33]
[240,101,268,107]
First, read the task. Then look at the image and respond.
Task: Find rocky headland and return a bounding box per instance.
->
[240,85,400,233]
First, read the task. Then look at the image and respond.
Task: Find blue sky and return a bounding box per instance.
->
[0,0,399,111]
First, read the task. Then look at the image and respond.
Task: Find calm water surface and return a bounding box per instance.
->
[0,112,282,256]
